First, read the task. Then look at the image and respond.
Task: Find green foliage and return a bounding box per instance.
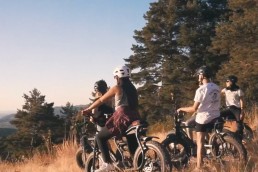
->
[125,0,227,124]
[0,88,65,160]
[211,0,258,107]
[60,102,78,140]
[0,128,17,137]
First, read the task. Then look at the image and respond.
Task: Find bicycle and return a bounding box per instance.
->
[85,119,171,172]
[75,103,114,169]
[74,116,95,169]
[161,111,247,169]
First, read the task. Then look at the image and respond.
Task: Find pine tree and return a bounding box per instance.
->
[211,0,258,107]
[5,89,64,158]
[125,0,227,124]
[60,102,78,140]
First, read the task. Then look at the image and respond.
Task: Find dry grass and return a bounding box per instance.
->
[1,135,258,172]
[1,106,257,172]
[0,141,82,172]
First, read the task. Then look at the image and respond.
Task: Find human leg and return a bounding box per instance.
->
[95,126,115,172]
[195,122,209,169]
[196,131,205,169]
[95,126,113,163]
[185,114,196,140]
[229,106,243,140]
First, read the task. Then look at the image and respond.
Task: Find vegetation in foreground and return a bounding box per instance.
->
[0,107,257,172]
[0,131,258,172]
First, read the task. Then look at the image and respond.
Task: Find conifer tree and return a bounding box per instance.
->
[211,0,258,107]
[125,0,227,124]
[60,102,78,140]
[5,89,64,158]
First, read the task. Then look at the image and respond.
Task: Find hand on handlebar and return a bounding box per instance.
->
[81,108,92,116]
[177,108,183,113]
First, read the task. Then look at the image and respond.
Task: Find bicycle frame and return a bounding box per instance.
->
[166,112,227,158]
[89,121,159,171]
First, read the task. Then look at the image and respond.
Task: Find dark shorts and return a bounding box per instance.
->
[195,121,214,132]
[220,106,241,121]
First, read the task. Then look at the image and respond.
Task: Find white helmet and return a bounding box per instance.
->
[113,65,131,78]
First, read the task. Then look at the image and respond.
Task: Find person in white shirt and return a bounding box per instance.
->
[177,66,221,171]
[221,75,244,139]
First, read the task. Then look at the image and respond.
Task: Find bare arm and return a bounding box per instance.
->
[177,101,200,113]
[239,96,245,120]
[240,96,244,109]
[83,86,118,114]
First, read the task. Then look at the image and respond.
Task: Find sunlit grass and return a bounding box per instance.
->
[0,141,82,172]
[0,106,257,172]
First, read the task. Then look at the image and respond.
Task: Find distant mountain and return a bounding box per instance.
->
[0,105,88,138]
[54,104,88,116]
[0,105,88,127]
[0,114,16,129]
[0,113,16,137]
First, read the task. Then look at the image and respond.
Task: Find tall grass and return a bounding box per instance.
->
[0,141,82,172]
[1,106,257,172]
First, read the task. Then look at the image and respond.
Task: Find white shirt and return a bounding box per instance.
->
[194,83,221,124]
[222,88,244,108]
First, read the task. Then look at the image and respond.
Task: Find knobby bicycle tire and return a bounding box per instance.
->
[75,147,92,169]
[133,140,171,172]
[209,133,247,166]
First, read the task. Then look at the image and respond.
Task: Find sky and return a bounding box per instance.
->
[0,0,154,114]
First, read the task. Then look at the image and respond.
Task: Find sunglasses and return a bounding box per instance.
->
[226,80,230,82]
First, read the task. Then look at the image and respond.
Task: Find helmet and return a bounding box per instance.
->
[113,65,131,78]
[226,75,238,84]
[196,66,212,78]
[94,80,108,94]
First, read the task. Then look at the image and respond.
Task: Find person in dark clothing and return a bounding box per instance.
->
[91,80,113,129]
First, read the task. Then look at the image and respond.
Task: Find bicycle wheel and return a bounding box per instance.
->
[209,133,247,166]
[161,134,190,168]
[85,152,104,172]
[75,147,92,169]
[133,140,171,172]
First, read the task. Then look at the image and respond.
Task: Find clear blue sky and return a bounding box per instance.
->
[0,0,153,114]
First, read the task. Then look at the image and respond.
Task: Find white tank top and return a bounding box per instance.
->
[115,90,128,110]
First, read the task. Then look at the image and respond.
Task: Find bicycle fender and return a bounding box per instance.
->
[165,133,177,141]
[221,129,238,138]
[209,130,236,144]
[141,136,159,142]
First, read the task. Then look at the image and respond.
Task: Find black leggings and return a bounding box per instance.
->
[221,106,243,139]
[220,106,241,121]
[95,126,113,163]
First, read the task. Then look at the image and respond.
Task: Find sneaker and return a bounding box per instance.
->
[95,162,115,172]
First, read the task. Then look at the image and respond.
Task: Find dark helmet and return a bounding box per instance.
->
[94,80,108,94]
[196,66,212,78]
[226,75,238,84]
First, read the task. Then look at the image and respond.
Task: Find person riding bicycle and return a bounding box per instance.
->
[82,65,140,172]
[183,80,206,140]
[221,75,245,140]
[177,66,221,171]
[91,79,113,129]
